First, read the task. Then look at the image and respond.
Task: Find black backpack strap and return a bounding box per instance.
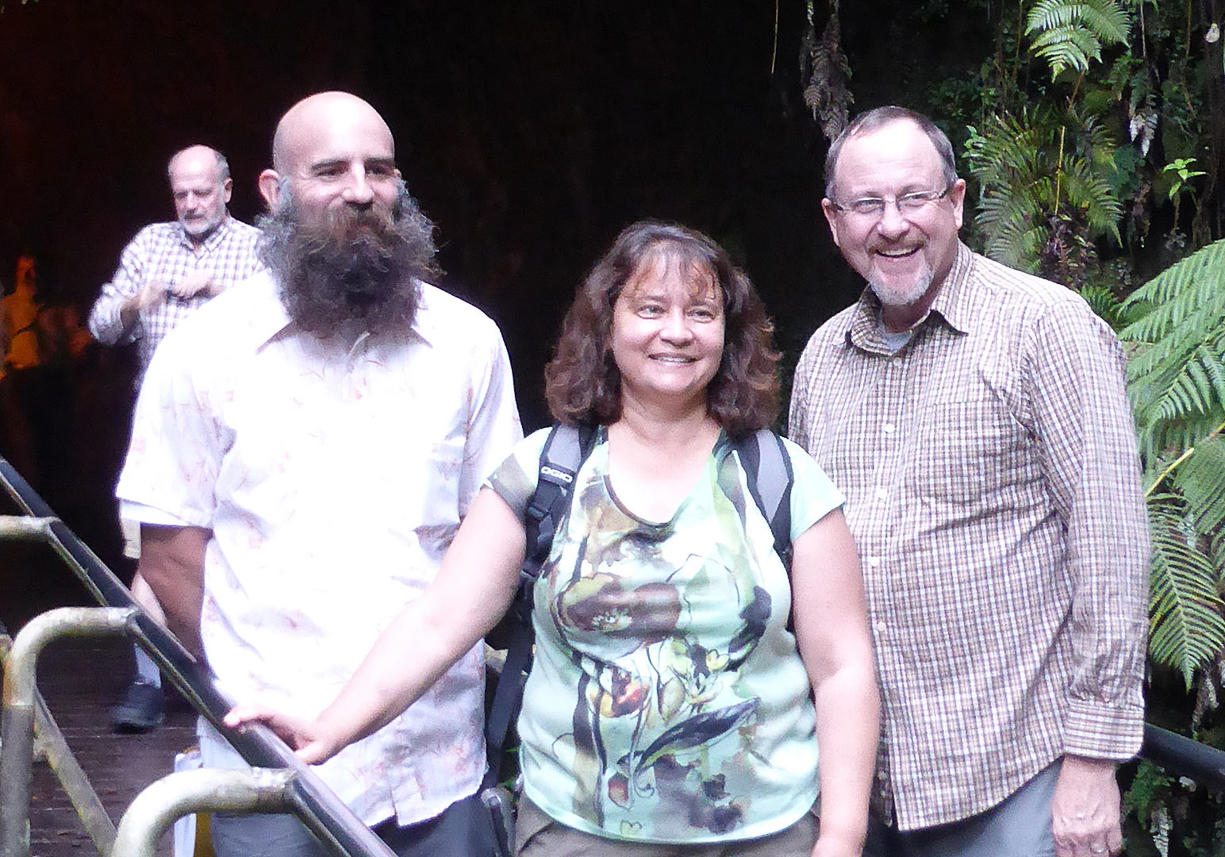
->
[521,425,589,579]
[735,429,794,568]
[484,423,595,788]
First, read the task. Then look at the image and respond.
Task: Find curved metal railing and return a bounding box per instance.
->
[0,455,394,857]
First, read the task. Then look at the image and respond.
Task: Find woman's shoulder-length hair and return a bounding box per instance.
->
[544,220,780,436]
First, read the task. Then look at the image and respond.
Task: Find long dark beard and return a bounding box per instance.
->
[259,184,439,337]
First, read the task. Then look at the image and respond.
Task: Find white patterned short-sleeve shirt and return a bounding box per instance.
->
[117,270,522,827]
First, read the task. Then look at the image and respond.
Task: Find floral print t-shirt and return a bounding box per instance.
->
[487,427,844,844]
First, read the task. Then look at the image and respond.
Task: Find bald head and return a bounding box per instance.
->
[169,145,229,182]
[168,144,232,243]
[259,91,400,222]
[257,94,437,336]
[270,92,394,174]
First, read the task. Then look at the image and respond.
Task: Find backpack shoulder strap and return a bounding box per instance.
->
[734,429,794,568]
[485,423,596,788]
[521,423,594,581]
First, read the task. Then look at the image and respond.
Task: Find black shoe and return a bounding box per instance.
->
[110,681,164,734]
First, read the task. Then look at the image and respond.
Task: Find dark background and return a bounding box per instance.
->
[0,0,982,624]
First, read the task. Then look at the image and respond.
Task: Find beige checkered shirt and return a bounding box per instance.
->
[88,216,264,376]
[788,243,1148,830]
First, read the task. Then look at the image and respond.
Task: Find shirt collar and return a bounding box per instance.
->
[925,242,974,335]
[246,271,437,350]
[405,282,438,347]
[176,213,234,253]
[842,241,975,353]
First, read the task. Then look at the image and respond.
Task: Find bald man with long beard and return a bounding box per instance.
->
[115,92,522,857]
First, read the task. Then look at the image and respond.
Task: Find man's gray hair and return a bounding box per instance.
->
[824,106,958,201]
[167,146,231,183]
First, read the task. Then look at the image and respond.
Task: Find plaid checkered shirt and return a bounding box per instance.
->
[788,242,1149,830]
[88,216,263,374]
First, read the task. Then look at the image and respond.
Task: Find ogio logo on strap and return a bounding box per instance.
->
[540,465,574,484]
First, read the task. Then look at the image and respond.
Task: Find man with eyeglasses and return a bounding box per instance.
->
[788,106,1148,857]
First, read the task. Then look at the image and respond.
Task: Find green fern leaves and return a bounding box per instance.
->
[1119,239,1225,689]
[964,108,1122,277]
[1120,239,1225,460]
[1026,0,1131,79]
[1146,490,1225,688]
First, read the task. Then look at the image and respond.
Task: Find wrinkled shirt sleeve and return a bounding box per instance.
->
[116,328,222,529]
[1024,303,1149,759]
[89,236,149,346]
[458,326,524,517]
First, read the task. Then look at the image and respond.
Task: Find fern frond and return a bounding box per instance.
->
[1121,240,1225,320]
[1130,346,1225,456]
[1027,0,1082,31]
[1121,280,1225,345]
[1026,0,1131,78]
[1078,113,1120,170]
[981,200,1047,272]
[1026,0,1130,43]
[1172,439,1225,535]
[1080,284,1125,328]
[1031,28,1096,76]
[1061,158,1124,239]
[1078,0,1131,43]
[1153,350,1224,421]
[1142,416,1225,464]
[1146,492,1225,689]
[1121,240,1225,457]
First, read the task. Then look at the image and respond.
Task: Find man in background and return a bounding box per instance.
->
[89,144,263,733]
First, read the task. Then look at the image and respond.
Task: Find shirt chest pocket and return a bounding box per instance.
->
[915,398,1035,507]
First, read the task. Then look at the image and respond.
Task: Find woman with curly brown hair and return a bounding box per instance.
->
[229,221,878,857]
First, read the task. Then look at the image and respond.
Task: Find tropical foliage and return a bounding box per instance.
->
[1026,0,1131,79]
[1122,240,1225,460]
[1119,240,1225,691]
[964,107,1122,281]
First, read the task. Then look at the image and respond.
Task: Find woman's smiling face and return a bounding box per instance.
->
[611,249,726,411]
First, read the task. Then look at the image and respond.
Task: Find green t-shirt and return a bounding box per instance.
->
[487,427,845,844]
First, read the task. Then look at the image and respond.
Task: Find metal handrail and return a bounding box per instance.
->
[1140,724,1225,790]
[0,627,117,857]
[0,455,395,857]
[112,768,297,857]
[1,608,133,857]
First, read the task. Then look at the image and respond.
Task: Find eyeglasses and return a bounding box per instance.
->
[829,184,954,219]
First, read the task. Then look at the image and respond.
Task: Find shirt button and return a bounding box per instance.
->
[867,557,881,568]
[882,423,896,434]
[875,487,888,500]
[875,620,887,635]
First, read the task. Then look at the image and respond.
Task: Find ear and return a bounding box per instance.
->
[394,167,402,180]
[821,199,842,250]
[222,178,234,205]
[947,178,967,230]
[258,169,282,210]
